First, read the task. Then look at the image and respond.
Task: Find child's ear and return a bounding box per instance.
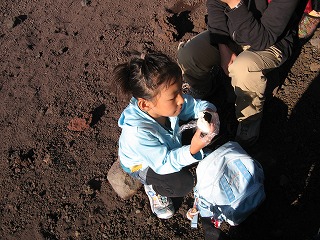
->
[137,98,153,112]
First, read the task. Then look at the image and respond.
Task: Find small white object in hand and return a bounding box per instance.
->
[197,111,212,134]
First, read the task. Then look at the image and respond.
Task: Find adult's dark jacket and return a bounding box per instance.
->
[207,0,300,63]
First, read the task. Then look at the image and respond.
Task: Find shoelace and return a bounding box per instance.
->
[156,195,168,207]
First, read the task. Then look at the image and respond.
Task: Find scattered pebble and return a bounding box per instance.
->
[81,0,91,6]
[310,38,320,49]
[5,15,28,28]
[4,18,15,28]
[310,63,320,72]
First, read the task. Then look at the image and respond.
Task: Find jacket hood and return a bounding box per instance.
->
[118,97,156,129]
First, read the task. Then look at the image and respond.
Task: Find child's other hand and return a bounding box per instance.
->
[190,111,220,155]
[190,121,219,155]
[201,123,217,143]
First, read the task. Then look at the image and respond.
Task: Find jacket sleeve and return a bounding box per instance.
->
[226,0,299,50]
[206,0,233,45]
[119,128,203,175]
[207,0,299,50]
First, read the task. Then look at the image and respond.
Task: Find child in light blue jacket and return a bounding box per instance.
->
[114,51,219,219]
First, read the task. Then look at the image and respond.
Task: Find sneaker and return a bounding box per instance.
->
[144,185,175,219]
[235,118,261,147]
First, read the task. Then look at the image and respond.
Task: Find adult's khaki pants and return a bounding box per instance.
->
[177,30,283,122]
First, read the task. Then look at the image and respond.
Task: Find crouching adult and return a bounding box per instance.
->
[177,0,300,147]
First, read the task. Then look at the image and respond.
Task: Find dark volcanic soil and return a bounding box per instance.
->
[0,0,319,239]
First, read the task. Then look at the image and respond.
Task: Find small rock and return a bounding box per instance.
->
[310,38,320,49]
[58,46,69,55]
[44,106,53,115]
[107,158,142,200]
[4,18,15,28]
[43,153,51,164]
[310,63,320,72]
[75,230,80,237]
[5,15,28,28]
[81,0,91,6]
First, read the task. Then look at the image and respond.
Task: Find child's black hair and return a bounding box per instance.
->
[113,51,182,100]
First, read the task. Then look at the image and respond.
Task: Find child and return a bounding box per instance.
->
[113,51,219,219]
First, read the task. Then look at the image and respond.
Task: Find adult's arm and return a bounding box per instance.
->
[226,0,299,50]
[206,0,233,45]
[207,0,299,50]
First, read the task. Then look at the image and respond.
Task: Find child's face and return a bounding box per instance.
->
[147,79,184,119]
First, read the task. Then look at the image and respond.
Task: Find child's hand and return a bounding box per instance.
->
[201,122,218,144]
[190,128,211,155]
[190,114,220,155]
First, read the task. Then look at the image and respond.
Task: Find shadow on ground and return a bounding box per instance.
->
[240,72,320,240]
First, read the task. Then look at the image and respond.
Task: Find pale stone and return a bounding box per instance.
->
[107,158,142,200]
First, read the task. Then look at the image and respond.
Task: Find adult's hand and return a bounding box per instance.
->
[218,43,237,75]
[219,0,241,9]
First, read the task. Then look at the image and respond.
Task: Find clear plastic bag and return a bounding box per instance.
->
[179,111,220,143]
[178,120,198,134]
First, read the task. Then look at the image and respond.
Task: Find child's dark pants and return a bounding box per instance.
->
[146,167,194,197]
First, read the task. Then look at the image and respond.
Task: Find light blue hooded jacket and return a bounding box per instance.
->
[118,94,216,176]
